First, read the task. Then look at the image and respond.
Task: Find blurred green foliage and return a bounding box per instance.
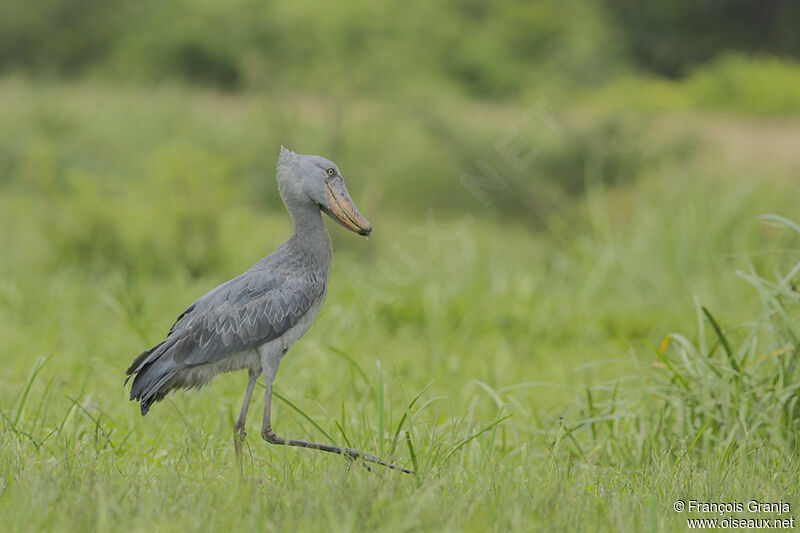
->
[0,0,618,97]
[3,0,800,116]
[603,0,800,77]
[585,54,800,116]
[0,80,702,285]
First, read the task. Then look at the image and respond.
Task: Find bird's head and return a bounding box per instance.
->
[277,147,372,237]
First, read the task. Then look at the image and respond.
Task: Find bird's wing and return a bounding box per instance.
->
[126,253,327,414]
[168,265,326,367]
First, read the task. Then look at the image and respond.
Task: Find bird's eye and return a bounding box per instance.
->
[326,168,335,176]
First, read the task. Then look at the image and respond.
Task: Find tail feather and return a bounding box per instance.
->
[125,339,169,382]
[136,368,179,415]
[126,337,183,416]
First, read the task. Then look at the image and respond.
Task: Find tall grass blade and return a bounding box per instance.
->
[560,419,589,464]
[702,306,739,372]
[273,389,335,444]
[442,412,512,463]
[405,431,419,479]
[330,346,374,393]
[758,214,800,234]
[388,380,434,456]
[13,355,50,425]
[376,360,384,456]
[645,340,689,390]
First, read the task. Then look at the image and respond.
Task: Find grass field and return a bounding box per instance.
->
[1,80,799,531]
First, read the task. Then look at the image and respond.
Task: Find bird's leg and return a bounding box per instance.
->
[259,371,414,475]
[234,368,260,469]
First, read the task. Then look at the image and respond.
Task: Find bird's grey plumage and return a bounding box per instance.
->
[125,147,410,474]
[127,148,335,415]
[127,242,329,414]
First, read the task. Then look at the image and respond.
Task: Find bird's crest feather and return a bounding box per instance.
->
[279,146,296,167]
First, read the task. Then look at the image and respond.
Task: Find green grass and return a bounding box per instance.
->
[1,81,799,531]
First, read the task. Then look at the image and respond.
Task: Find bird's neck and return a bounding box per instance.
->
[287,201,333,261]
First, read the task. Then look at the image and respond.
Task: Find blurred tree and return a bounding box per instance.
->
[0,0,619,96]
[8,0,797,94]
[0,0,129,75]
[603,0,800,77]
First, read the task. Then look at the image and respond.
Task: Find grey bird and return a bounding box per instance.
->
[126,147,410,473]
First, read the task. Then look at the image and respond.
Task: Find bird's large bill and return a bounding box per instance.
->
[325,179,373,237]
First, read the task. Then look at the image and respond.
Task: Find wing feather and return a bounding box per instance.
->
[170,269,325,367]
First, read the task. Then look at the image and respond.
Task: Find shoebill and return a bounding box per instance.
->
[126,147,411,474]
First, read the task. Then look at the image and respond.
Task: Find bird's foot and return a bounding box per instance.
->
[261,428,413,475]
[261,426,283,445]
